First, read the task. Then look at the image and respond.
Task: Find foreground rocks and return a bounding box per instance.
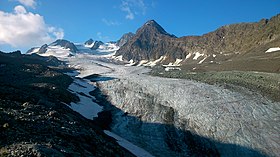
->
[0,51,134,156]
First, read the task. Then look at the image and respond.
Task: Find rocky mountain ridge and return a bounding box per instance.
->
[116,14,280,72]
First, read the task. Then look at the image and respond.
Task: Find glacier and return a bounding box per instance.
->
[33,42,280,157]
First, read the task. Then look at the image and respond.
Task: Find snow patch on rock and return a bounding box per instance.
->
[198,57,207,64]
[163,58,183,67]
[193,52,204,60]
[143,56,166,67]
[125,59,136,66]
[186,53,192,59]
[104,130,154,157]
[265,47,280,53]
[68,78,102,119]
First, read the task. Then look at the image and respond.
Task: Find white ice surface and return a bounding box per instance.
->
[66,54,113,78]
[104,130,154,157]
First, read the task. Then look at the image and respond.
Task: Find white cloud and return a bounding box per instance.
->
[14,5,27,14]
[48,27,64,39]
[17,0,36,8]
[102,18,121,26]
[0,5,64,49]
[120,0,147,20]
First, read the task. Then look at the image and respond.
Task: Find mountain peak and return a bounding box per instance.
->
[138,20,176,38]
[144,20,158,26]
[49,39,78,53]
[85,38,94,45]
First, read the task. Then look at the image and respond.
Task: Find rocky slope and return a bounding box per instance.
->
[116,14,280,72]
[116,20,177,62]
[0,51,134,156]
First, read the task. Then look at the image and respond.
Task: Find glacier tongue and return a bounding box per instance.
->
[92,61,279,157]
[61,52,280,157]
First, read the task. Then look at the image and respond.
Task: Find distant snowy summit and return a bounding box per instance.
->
[27,39,78,58]
[27,38,120,58]
[84,39,104,50]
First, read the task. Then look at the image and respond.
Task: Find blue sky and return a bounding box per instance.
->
[0,0,279,52]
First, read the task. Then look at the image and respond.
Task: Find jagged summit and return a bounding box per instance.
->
[26,39,78,58]
[116,20,178,61]
[137,19,176,37]
[84,38,94,45]
[50,39,78,53]
[143,20,161,28]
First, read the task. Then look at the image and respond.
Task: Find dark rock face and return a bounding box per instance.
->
[85,38,94,45]
[116,14,280,67]
[91,41,104,50]
[50,39,78,53]
[0,51,134,157]
[116,32,135,47]
[38,44,48,54]
[116,20,178,62]
[84,38,104,50]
